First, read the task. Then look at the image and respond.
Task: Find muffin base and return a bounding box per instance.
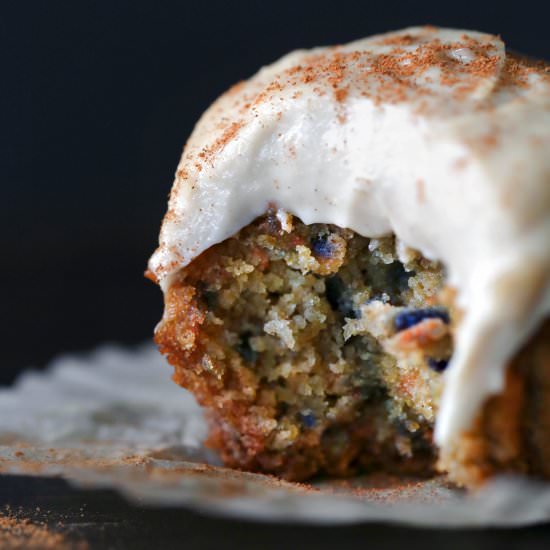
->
[154,211,549,486]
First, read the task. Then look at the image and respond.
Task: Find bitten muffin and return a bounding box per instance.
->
[147,27,550,487]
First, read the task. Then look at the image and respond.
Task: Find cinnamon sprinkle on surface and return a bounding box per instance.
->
[0,510,86,550]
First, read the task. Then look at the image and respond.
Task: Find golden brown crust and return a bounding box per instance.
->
[437,320,550,487]
[523,321,550,478]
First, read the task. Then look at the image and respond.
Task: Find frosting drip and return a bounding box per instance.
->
[148,27,550,447]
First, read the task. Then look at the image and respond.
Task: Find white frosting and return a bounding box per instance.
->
[148,27,550,448]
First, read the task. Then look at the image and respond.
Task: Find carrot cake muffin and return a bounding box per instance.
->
[147,27,550,487]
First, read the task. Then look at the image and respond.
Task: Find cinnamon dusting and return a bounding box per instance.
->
[0,510,86,550]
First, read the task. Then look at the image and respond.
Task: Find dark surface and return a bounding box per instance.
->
[2,1,550,548]
[1,475,550,550]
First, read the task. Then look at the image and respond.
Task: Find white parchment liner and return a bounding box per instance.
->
[1,344,549,527]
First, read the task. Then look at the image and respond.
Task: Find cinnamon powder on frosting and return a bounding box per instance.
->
[184,29,549,175]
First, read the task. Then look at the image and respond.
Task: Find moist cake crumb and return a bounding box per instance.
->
[156,212,450,480]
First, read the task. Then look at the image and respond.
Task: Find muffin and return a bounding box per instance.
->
[147,27,550,487]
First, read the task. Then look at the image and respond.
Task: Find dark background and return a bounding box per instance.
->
[3,2,550,548]
[2,0,550,385]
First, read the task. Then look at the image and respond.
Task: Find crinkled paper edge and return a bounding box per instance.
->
[1,344,550,527]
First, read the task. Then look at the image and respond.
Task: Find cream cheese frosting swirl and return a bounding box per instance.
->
[148,26,550,447]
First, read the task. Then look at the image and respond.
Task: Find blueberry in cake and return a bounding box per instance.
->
[147,27,550,487]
